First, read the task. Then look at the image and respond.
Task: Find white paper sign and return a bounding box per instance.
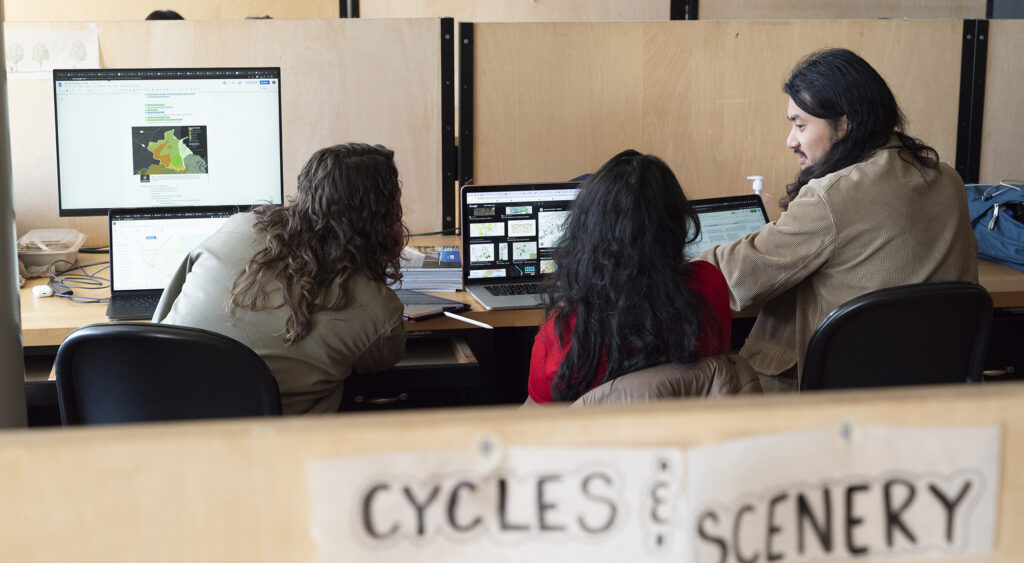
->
[308,444,686,561]
[307,425,1000,562]
[4,29,100,79]
[686,424,1001,562]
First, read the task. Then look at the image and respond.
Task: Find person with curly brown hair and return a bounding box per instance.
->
[154,143,407,414]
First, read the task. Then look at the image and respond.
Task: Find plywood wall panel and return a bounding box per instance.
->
[472,22,645,185]
[360,0,670,21]
[699,0,985,20]
[978,20,1024,185]
[0,384,1021,558]
[2,0,337,22]
[642,19,963,217]
[471,20,962,220]
[6,19,446,244]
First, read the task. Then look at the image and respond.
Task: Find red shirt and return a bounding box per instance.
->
[527,260,732,403]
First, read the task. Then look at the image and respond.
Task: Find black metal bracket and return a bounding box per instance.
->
[955,19,988,184]
[441,18,456,232]
[458,22,474,190]
[339,0,359,18]
[670,0,699,20]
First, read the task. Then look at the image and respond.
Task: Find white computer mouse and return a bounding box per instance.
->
[32,284,54,298]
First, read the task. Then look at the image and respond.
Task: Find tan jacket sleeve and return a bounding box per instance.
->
[571,354,762,406]
[152,252,195,323]
[352,315,406,374]
[699,186,838,311]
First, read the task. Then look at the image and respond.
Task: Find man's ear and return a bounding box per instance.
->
[834,115,850,140]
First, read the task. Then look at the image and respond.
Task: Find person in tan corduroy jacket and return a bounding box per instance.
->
[699,48,978,390]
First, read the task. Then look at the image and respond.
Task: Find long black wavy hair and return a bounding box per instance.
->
[780,48,939,210]
[230,143,407,344]
[545,149,716,401]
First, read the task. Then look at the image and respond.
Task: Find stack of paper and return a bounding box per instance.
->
[391,244,462,292]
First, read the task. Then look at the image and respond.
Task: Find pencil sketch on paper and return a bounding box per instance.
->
[5,30,99,78]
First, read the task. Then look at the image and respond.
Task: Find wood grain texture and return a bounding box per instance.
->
[699,0,985,20]
[978,20,1024,185]
[6,19,445,244]
[0,383,1021,559]
[359,0,670,21]
[472,22,645,185]
[642,19,962,217]
[2,0,338,21]
[472,20,962,220]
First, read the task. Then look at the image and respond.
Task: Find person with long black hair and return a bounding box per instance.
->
[700,48,977,390]
[154,143,407,413]
[527,149,733,404]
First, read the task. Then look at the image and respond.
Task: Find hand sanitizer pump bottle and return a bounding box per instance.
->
[748,175,764,196]
[748,175,772,207]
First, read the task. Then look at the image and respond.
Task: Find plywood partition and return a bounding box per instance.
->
[359,0,671,21]
[2,0,338,21]
[643,19,962,212]
[6,19,447,245]
[0,383,1021,559]
[978,20,1024,185]
[698,0,985,20]
[471,20,963,220]
[472,22,646,186]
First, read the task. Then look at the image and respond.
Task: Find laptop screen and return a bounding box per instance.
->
[109,207,235,292]
[689,195,770,257]
[462,183,581,282]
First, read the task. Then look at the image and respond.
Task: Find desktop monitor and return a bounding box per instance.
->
[52,67,283,216]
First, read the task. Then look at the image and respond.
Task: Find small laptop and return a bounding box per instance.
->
[106,206,236,319]
[461,182,582,310]
[689,195,770,258]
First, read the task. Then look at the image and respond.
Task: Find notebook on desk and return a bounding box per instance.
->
[461,182,581,310]
[106,206,236,320]
[688,194,770,257]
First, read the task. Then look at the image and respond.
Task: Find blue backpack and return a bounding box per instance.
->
[966,182,1024,271]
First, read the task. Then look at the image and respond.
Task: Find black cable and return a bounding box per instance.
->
[410,228,460,236]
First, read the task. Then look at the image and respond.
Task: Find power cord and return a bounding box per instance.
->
[410,228,460,236]
[47,259,111,303]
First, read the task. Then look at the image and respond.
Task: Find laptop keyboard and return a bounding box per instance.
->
[109,294,162,318]
[485,283,542,296]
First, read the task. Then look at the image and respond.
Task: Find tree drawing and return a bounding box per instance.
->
[32,42,50,70]
[70,41,87,68]
[6,43,24,72]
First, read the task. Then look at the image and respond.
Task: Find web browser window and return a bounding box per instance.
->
[54,68,283,215]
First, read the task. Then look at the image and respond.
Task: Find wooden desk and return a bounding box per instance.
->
[20,257,1024,348]
[17,252,545,348]
[977,258,1024,309]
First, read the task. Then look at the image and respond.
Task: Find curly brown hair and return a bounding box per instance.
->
[230,143,406,344]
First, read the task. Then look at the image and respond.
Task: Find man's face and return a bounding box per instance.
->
[786,98,848,170]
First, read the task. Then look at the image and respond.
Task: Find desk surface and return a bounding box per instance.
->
[17,245,547,348]
[19,251,1024,348]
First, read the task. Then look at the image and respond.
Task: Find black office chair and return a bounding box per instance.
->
[55,322,282,424]
[800,282,993,391]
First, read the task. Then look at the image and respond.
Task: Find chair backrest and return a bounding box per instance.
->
[800,282,993,391]
[56,322,282,424]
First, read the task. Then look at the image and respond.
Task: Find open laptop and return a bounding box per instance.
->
[106,206,236,319]
[461,182,581,310]
[688,194,770,257]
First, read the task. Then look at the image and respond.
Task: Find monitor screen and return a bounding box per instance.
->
[462,184,580,280]
[53,67,283,216]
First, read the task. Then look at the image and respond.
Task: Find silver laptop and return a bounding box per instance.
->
[106,206,236,319]
[688,195,770,257]
[461,182,581,310]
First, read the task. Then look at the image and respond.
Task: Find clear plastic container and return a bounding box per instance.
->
[17,229,87,270]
